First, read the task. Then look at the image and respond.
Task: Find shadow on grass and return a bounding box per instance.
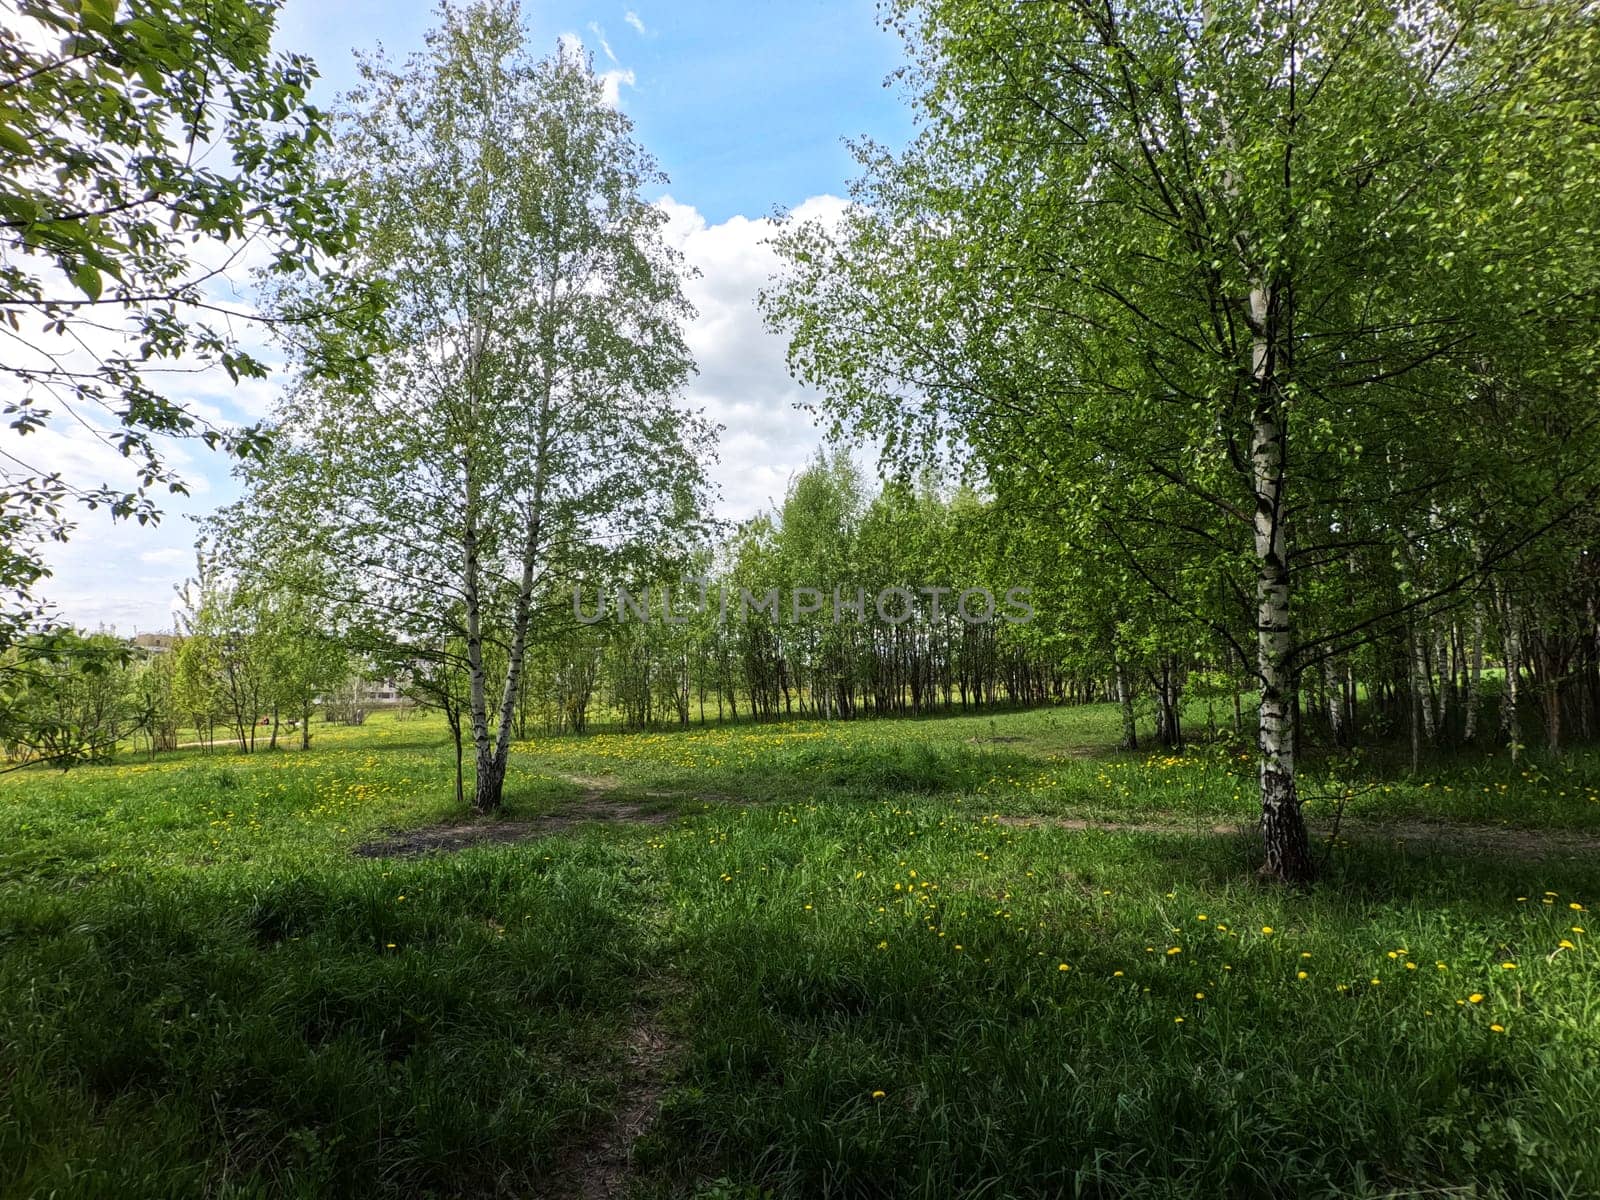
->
[0,846,653,1199]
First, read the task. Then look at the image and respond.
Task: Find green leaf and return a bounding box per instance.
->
[81,0,118,28]
[0,121,30,158]
[71,263,102,301]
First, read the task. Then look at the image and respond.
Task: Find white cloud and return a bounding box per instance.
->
[0,419,211,501]
[587,21,617,63]
[623,10,647,35]
[558,31,633,106]
[657,194,854,521]
[140,547,193,566]
[33,196,860,630]
[3,393,244,632]
[25,492,213,635]
[599,67,636,106]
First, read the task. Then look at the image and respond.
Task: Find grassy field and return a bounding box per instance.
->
[2,704,1598,1198]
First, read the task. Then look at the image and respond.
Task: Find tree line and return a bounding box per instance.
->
[0,557,378,770]
[763,0,1600,879]
[521,456,1063,735]
[5,0,1599,885]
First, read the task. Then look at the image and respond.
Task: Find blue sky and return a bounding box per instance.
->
[279,0,916,223]
[31,0,915,633]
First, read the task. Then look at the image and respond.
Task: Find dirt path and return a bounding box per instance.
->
[555,1006,677,1200]
[552,856,686,1199]
[352,772,688,1192]
[353,774,677,858]
[993,812,1600,858]
[352,773,1600,861]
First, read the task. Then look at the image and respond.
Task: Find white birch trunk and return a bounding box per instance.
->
[1463,602,1484,743]
[1410,624,1438,745]
[1499,599,1521,761]
[1116,658,1137,751]
[1323,657,1345,747]
[1250,282,1312,882]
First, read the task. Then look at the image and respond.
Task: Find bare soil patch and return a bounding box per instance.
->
[564,772,624,791]
[556,1009,677,1200]
[353,769,692,858]
[354,795,676,858]
[1332,817,1600,859]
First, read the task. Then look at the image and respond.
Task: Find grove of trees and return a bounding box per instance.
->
[763,0,1600,880]
[4,0,1599,886]
[220,2,717,812]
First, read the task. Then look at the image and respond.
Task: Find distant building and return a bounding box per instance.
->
[367,679,403,704]
[132,632,177,654]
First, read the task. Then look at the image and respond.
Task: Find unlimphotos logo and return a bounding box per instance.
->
[573,582,1034,626]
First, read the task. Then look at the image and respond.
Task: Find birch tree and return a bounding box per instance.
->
[258,0,713,811]
[766,0,1600,881]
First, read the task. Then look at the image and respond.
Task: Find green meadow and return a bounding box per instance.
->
[2,705,1598,1199]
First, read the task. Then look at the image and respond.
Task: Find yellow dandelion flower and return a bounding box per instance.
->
[1261,926,1274,935]
[1490,1024,1505,1033]
[1469,993,1484,1003]
[1297,970,1308,980]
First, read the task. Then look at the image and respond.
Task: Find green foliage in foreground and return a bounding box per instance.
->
[1,706,1598,1198]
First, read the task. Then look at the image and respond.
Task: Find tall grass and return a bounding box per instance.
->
[1,704,1597,1197]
